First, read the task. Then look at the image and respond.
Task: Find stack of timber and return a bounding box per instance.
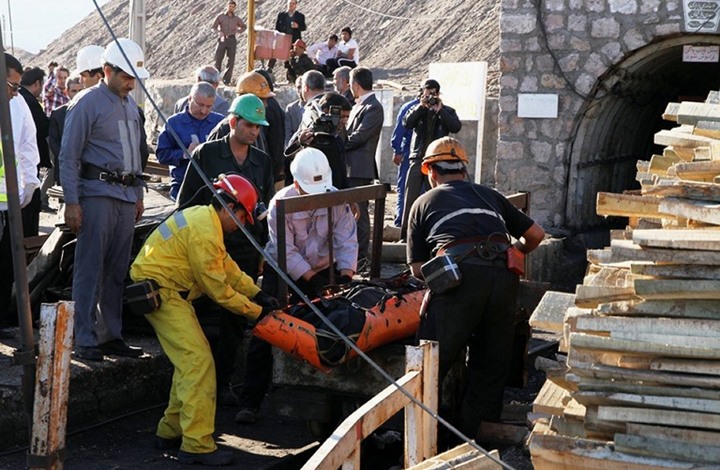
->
[528,93,720,469]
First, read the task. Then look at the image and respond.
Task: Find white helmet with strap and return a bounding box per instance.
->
[74,45,104,75]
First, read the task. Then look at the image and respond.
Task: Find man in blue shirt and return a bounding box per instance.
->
[390,97,419,227]
[157,82,224,200]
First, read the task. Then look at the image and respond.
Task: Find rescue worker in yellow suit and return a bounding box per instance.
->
[130,173,279,466]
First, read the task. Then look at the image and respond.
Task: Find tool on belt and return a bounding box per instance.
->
[124,279,162,315]
[422,233,524,294]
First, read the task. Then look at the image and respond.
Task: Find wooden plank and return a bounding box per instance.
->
[585,266,634,287]
[626,422,720,447]
[615,433,720,464]
[528,430,699,470]
[533,380,571,416]
[574,379,720,400]
[573,315,720,337]
[529,291,576,333]
[659,197,720,226]
[672,160,720,182]
[573,392,720,413]
[663,146,694,162]
[569,332,720,360]
[651,358,720,376]
[302,372,422,470]
[654,128,716,148]
[662,102,680,122]
[595,299,720,319]
[630,263,720,280]
[676,101,720,125]
[595,192,664,218]
[642,179,720,201]
[610,238,720,265]
[574,285,638,308]
[632,229,720,250]
[648,153,681,175]
[406,445,501,470]
[612,331,720,349]
[598,406,720,431]
[569,361,720,389]
[633,279,720,300]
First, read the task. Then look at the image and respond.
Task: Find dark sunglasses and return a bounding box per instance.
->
[6,81,20,92]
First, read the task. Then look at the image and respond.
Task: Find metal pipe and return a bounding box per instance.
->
[0,30,36,440]
[6,0,13,54]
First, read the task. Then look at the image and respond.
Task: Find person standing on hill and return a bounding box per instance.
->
[212,0,247,86]
[268,0,306,72]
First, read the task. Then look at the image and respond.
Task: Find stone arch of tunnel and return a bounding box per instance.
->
[564,34,720,230]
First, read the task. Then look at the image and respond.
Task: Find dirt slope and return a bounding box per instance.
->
[26,0,500,95]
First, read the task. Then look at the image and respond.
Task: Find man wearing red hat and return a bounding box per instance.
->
[283,39,314,84]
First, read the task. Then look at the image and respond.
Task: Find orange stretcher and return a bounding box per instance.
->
[253,286,427,373]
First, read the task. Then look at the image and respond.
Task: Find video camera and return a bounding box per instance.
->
[302,101,342,142]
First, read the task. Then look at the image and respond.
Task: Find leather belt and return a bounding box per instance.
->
[80,164,145,187]
[437,235,511,266]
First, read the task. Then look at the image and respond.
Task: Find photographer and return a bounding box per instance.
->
[400,79,462,240]
[284,92,352,188]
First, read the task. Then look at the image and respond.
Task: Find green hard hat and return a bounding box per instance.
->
[229,94,269,126]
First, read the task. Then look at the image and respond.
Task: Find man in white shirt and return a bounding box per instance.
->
[0,53,41,339]
[326,26,359,74]
[306,34,338,77]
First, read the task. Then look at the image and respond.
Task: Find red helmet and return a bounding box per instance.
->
[213,173,259,224]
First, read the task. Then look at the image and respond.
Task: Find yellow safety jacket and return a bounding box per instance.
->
[130,204,262,319]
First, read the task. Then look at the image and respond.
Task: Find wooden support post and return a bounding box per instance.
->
[29,302,75,470]
[404,340,439,468]
[246,0,255,71]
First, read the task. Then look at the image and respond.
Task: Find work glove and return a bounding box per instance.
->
[256,305,276,323]
[254,291,280,309]
[337,275,353,285]
[308,272,330,293]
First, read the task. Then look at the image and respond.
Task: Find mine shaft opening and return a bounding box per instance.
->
[565,35,720,237]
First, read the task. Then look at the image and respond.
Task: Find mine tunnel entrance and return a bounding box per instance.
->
[565,35,720,232]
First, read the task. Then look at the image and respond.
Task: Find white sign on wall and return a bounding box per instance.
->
[682,0,720,33]
[518,94,559,119]
[683,45,720,62]
[428,62,488,183]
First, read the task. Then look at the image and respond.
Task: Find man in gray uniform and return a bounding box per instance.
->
[60,38,150,362]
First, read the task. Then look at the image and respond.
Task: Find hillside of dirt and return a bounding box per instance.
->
[23,0,501,96]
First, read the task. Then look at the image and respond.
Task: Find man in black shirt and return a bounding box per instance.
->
[407,137,544,441]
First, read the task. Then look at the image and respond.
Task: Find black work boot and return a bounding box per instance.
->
[177,449,234,466]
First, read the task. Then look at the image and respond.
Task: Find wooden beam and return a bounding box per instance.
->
[650,358,720,376]
[654,128,716,149]
[630,263,720,280]
[572,315,720,337]
[632,229,720,250]
[626,422,720,446]
[598,406,720,431]
[574,285,638,308]
[570,332,720,360]
[529,291,576,333]
[615,433,720,464]
[610,239,720,265]
[633,279,720,300]
[675,101,720,125]
[672,160,720,182]
[595,299,720,319]
[643,180,720,202]
[573,392,720,413]
[533,380,572,416]
[658,197,720,225]
[570,361,720,389]
[595,192,664,219]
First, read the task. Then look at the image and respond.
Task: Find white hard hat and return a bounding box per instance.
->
[102,38,150,79]
[74,45,104,75]
[291,148,332,194]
